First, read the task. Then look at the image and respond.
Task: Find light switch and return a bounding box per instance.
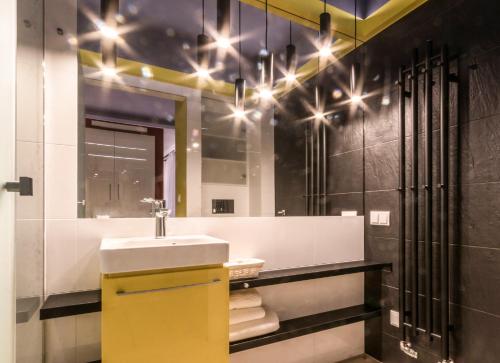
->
[370,211,379,225]
[379,211,390,226]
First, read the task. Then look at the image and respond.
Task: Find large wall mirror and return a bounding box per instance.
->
[75,0,351,218]
[78,74,276,218]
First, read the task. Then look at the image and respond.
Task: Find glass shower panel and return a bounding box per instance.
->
[15,0,44,360]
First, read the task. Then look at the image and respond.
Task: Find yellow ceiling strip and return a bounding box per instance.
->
[240,0,354,37]
[358,0,428,41]
[79,49,237,97]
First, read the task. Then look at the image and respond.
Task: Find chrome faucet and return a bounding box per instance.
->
[141,198,171,238]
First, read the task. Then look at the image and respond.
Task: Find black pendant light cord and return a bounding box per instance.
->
[265,0,268,50]
[238,0,242,78]
[324,0,326,13]
[354,0,357,49]
[289,20,292,44]
[202,0,205,34]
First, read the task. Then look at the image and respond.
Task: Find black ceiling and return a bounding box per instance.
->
[77,0,390,86]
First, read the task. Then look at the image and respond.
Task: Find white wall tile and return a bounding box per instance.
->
[230,334,315,363]
[44,0,78,146]
[46,219,77,294]
[76,313,101,363]
[256,280,319,321]
[313,273,364,313]
[15,219,44,298]
[16,308,43,363]
[75,218,154,290]
[16,141,43,220]
[45,144,77,219]
[313,322,364,363]
[54,216,364,292]
[313,216,364,265]
[45,317,77,363]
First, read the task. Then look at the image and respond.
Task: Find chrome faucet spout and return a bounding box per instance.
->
[141,198,171,238]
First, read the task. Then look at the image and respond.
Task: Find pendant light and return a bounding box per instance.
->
[350,0,362,104]
[319,0,331,57]
[285,21,297,81]
[197,0,210,75]
[100,0,119,72]
[234,0,246,114]
[259,0,273,99]
[216,0,231,48]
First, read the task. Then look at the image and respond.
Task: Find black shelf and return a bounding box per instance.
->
[40,260,390,320]
[230,260,391,291]
[230,304,380,353]
[40,290,101,320]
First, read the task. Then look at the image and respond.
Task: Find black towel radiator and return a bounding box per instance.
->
[397,42,458,363]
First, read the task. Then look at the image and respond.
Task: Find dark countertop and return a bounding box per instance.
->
[40,260,391,320]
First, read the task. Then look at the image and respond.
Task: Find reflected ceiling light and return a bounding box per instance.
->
[100,0,119,70]
[195,67,210,79]
[284,73,297,82]
[259,0,273,89]
[97,21,118,39]
[197,0,211,72]
[101,66,118,77]
[332,88,343,99]
[319,46,331,58]
[216,36,231,49]
[285,21,297,82]
[314,85,325,120]
[217,0,231,48]
[351,94,362,104]
[319,0,332,57]
[233,108,246,119]
[234,0,246,113]
[258,87,273,100]
[141,66,153,78]
[381,95,391,105]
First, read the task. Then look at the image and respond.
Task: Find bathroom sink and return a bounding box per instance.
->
[100,235,229,274]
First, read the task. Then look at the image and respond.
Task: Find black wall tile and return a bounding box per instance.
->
[457,182,500,248]
[364,89,399,147]
[469,47,500,121]
[326,193,363,216]
[450,244,500,316]
[450,303,500,363]
[365,141,399,191]
[365,236,399,288]
[460,114,500,184]
[327,150,363,194]
[327,110,363,155]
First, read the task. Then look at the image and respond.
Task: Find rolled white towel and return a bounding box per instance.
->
[229,289,262,310]
[229,308,280,342]
[230,307,266,325]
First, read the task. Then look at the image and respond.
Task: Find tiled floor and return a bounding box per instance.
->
[338,354,381,363]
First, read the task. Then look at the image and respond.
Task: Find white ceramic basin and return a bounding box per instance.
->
[100,234,229,274]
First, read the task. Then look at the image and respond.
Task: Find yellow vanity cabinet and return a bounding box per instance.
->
[101,266,229,363]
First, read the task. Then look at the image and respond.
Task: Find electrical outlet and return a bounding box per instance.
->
[390,309,400,327]
[370,211,391,226]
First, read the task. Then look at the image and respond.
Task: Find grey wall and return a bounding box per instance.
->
[275,0,500,361]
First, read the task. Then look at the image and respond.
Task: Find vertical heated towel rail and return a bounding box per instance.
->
[398,42,457,363]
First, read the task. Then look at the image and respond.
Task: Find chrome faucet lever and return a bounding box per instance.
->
[141,198,171,238]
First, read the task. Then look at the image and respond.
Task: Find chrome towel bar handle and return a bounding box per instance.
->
[116,278,222,297]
